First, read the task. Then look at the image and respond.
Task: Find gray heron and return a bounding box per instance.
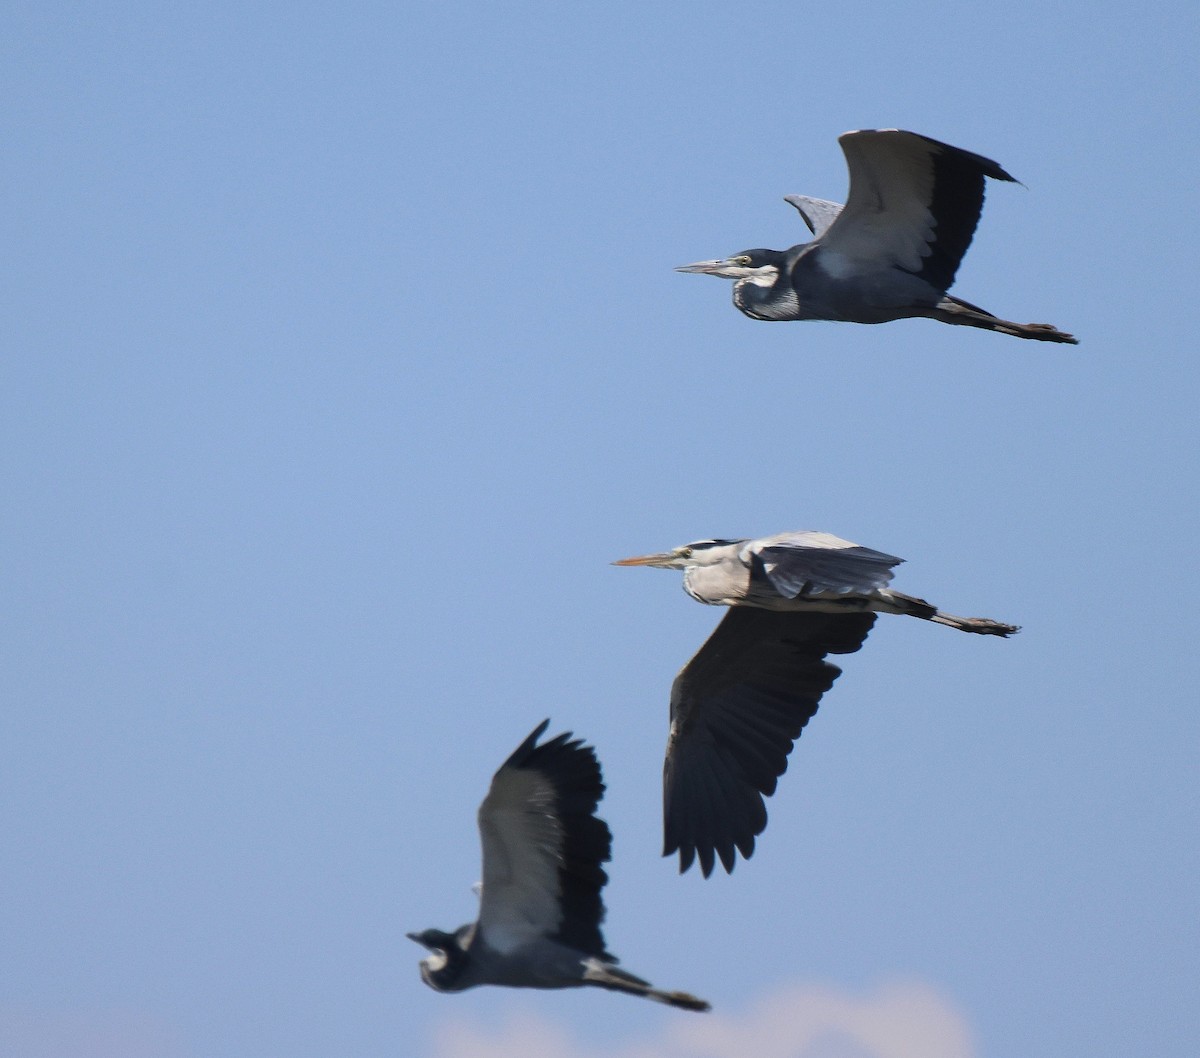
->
[614,531,1019,877]
[677,129,1077,344]
[408,720,710,1011]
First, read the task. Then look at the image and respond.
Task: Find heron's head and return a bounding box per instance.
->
[407,928,469,992]
[613,539,742,571]
[676,249,784,284]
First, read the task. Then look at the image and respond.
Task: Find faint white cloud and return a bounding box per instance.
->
[0,1003,186,1058]
[432,979,976,1058]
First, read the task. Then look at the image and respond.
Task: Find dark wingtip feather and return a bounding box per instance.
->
[501,719,552,769]
[909,130,1018,184]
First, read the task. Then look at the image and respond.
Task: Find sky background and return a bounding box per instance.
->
[3,2,1198,1056]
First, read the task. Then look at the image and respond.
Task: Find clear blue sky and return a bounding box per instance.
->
[3,2,1197,1056]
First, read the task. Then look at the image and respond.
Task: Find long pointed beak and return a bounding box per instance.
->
[675,259,727,275]
[405,932,422,945]
[612,552,673,567]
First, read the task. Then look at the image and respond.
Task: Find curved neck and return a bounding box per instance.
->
[683,562,749,606]
[732,251,795,320]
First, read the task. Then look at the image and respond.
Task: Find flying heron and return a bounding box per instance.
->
[614,531,1019,877]
[408,720,710,1011]
[677,128,1077,344]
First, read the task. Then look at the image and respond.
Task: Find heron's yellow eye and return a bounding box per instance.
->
[679,547,694,558]
[732,255,752,266]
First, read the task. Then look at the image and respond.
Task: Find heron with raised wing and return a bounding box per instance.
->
[614,531,1019,877]
[677,129,1077,344]
[408,720,710,1011]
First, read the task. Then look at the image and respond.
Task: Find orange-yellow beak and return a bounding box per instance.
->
[611,552,673,567]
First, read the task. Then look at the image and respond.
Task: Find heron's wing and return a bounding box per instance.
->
[663,608,875,876]
[744,531,902,597]
[783,195,843,238]
[818,129,1017,292]
[476,721,613,958]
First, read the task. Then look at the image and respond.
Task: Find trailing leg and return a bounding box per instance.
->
[926,295,1078,344]
[581,959,711,1012]
[879,590,1020,637]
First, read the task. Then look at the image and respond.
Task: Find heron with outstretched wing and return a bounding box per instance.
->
[678,129,1077,343]
[615,530,1019,876]
[408,720,710,1010]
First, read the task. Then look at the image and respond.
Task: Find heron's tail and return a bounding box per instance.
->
[880,590,1020,637]
[582,959,711,1012]
[930,295,1078,344]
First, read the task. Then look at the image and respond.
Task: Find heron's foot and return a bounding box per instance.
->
[962,617,1021,636]
[1021,322,1078,344]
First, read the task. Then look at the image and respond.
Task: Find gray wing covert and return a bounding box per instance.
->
[783,195,844,238]
[662,609,875,877]
[746,531,902,597]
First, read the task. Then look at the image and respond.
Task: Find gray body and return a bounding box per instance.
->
[408,721,709,1011]
[675,530,1015,632]
[678,129,1077,344]
[413,923,643,994]
[615,531,1019,876]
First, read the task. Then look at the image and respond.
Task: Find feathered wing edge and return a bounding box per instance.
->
[663,610,877,877]
[833,129,1015,293]
[498,720,615,959]
[499,723,712,1011]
